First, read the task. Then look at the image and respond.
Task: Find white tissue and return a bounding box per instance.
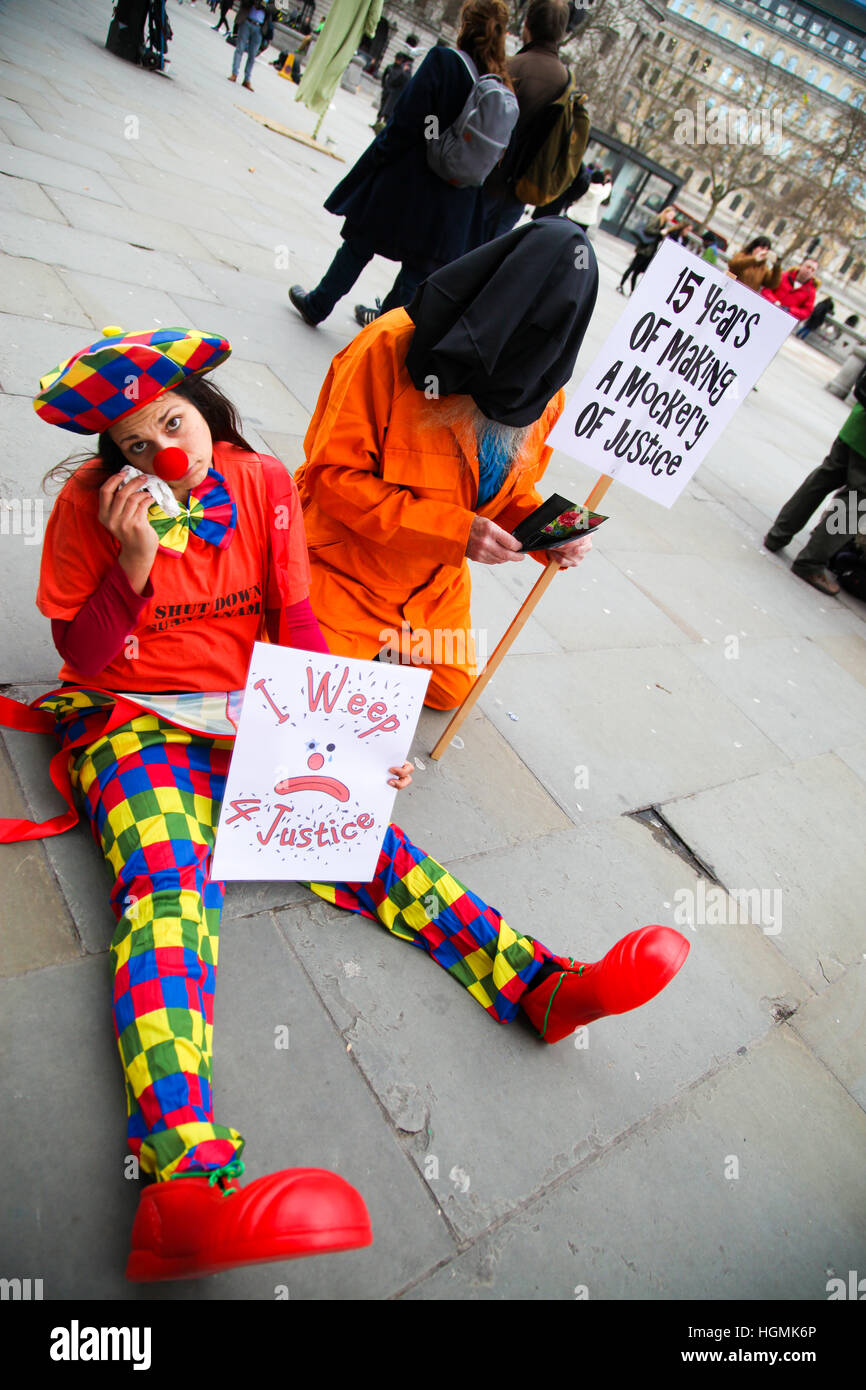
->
[117,464,181,518]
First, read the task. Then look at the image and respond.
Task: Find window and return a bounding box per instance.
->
[683,3,695,16]
[699,176,712,193]
[853,92,864,109]
[689,49,700,67]
[781,180,792,196]
[774,219,786,234]
[720,20,731,37]
[827,30,839,44]
[744,201,755,216]
[702,57,712,71]
[720,65,732,83]
[730,194,742,210]
[852,262,864,283]
[667,37,678,52]
[793,10,807,23]
[732,74,743,91]
[684,166,694,181]
[707,14,719,30]
[777,3,789,14]
[844,39,856,53]
[840,254,854,274]
[810,21,823,34]
[672,78,684,97]
[771,48,785,64]
[839,84,851,101]
[706,96,716,108]
[638,60,649,79]
[649,67,661,86]
[819,73,831,90]
[786,56,797,71]
[654,30,664,46]
[753,37,765,54]
[779,139,793,155]
[806,66,817,82]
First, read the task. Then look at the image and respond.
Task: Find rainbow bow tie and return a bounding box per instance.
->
[147,467,237,556]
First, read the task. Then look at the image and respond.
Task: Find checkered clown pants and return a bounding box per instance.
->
[47,697,555,1182]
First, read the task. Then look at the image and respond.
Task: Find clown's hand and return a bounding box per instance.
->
[388,762,413,790]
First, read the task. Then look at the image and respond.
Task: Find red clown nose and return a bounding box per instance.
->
[152,447,189,482]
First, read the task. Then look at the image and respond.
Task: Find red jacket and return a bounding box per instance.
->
[761,271,816,321]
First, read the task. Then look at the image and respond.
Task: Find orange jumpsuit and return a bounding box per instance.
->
[294,309,565,709]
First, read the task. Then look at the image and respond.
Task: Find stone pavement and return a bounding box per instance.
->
[1,0,865,1303]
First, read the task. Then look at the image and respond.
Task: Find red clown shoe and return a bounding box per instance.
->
[521,926,690,1044]
[126,1160,372,1282]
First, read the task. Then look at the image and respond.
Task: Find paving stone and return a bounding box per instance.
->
[475,647,787,823]
[55,270,188,336]
[0,253,91,327]
[0,210,219,300]
[275,815,806,1244]
[0,915,454,1299]
[43,187,220,263]
[0,312,106,398]
[835,740,866,783]
[0,742,81,976]
[0,170,67,220]
[0,96,39,128]
[392,706,571,861]
[789,962,866,1111]
[660,753,866,992]
[402,1030,866,1298]
[214,356,310,436]
[813,632,866,688]
[685,635,866,761]
[484,548,692,652]
[0,120,129,180]
[0,143,123,203]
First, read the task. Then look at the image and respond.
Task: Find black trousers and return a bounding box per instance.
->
[766,434,866,572]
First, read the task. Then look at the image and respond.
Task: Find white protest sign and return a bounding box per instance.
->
[211,644,430,882]
[548,239,794,506]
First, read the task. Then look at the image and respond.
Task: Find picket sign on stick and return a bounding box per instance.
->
[430,472,614,761]
[431,240,795,761]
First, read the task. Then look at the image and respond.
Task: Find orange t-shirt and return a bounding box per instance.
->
[37,442,311,692]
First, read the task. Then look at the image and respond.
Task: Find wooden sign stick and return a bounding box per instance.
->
[430,473,614,761]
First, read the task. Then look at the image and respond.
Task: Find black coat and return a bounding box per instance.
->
[324,46,487,266]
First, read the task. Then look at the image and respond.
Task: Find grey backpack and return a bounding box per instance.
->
[426,50,519,188]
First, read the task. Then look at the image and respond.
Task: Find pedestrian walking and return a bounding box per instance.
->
[228,1,271,90]
[212,0,233,33]
[289,0,514,330]
[617,206,678,295]
[761,256,818,321]
[481,0,570,241]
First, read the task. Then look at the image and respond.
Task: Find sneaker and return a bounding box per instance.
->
[289,285,320,326]
[762,532,787,552]
[791,565,840,596]
[354,299,382,327]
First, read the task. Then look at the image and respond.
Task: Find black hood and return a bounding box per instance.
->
[405,219,598,427]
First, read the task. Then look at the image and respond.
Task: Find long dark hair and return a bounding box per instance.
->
[42,375,254,493]
[457,0,512,84]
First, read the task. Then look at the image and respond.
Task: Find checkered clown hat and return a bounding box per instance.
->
[33,326,232,434]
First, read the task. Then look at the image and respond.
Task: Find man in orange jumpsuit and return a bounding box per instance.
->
[294,219,599,709]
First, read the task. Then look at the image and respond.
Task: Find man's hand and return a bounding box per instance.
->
[552,534,593,569]
[466,516,525,565]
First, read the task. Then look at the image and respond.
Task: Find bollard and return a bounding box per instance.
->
[826,344,866,399]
